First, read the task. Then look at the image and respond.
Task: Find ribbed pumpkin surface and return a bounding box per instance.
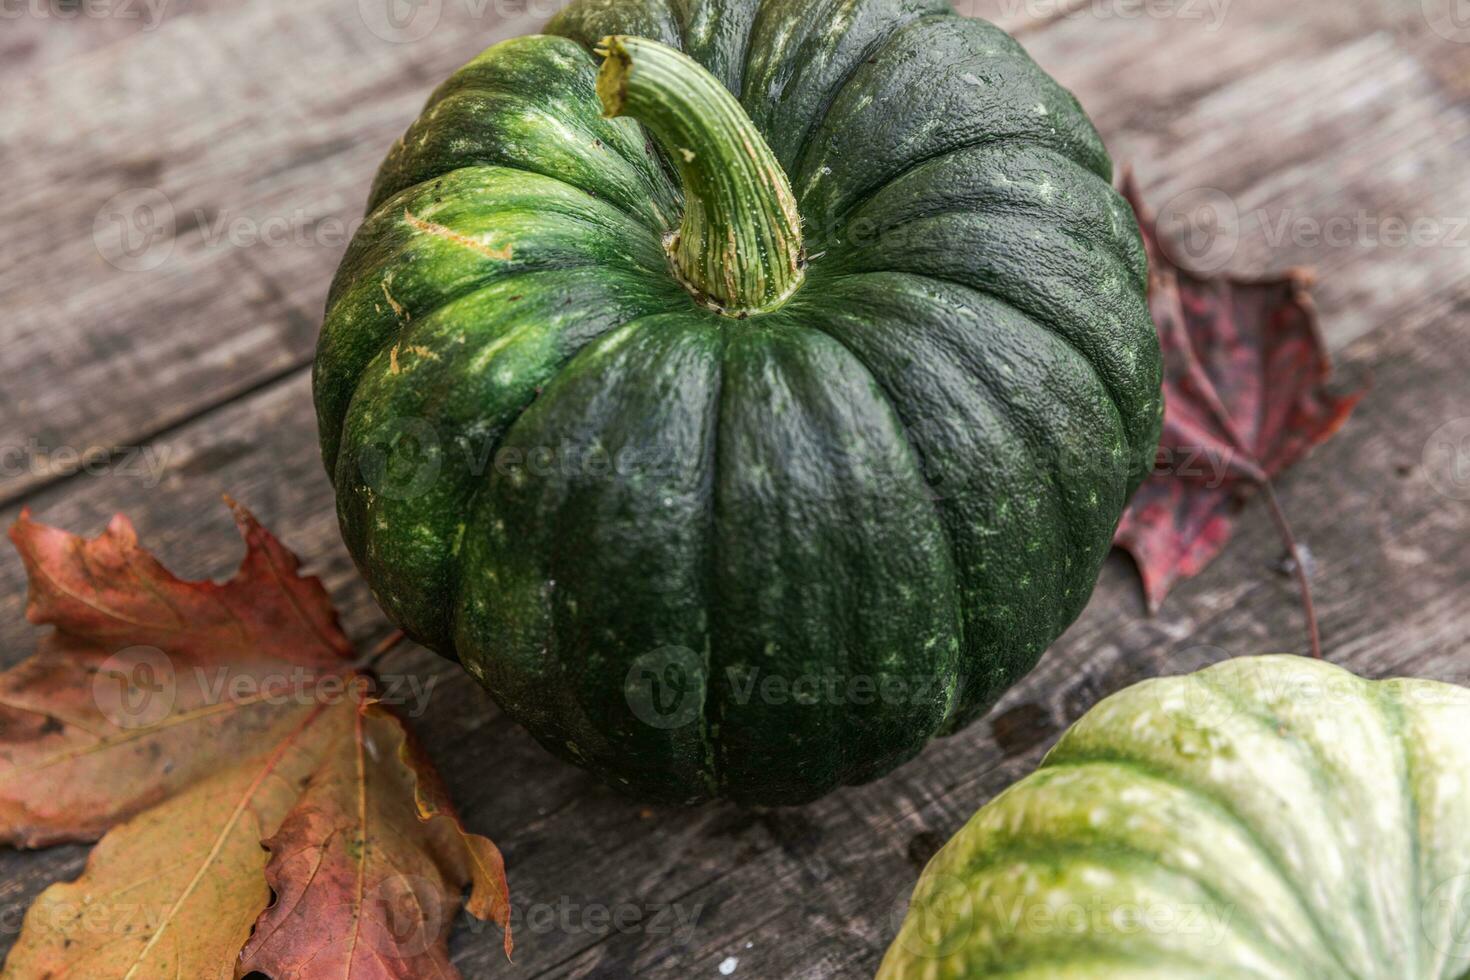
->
[314,0,1162,804]
[882,656,1470,978]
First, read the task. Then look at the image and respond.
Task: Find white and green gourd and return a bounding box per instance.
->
[881,655,1470,979]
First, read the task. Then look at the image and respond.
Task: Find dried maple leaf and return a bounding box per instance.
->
[239,695,513,976]
[1115,174,1364,651]
[0,501,511,977]
[0,498,354,847]
[4,698,355,980]
[13,497,351,667]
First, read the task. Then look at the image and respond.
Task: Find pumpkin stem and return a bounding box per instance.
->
[595,35,805,317]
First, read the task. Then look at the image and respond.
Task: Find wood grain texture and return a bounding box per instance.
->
[3,0,1469,976]
[0,0,547,505]
[0,0,1072,508]
[1,288,1466,978]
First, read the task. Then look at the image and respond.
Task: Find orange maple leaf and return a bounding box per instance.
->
[0,500,510,978]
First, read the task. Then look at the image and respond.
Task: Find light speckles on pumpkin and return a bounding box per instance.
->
[387,343,438,376]
[316,0,1161,808]
[403,208,514,262]
[379,275,408,322]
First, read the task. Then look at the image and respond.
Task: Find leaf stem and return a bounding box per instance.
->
[1259,481,1322,659]
[357,629,407,671]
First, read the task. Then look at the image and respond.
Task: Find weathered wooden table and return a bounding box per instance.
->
[3,1,1468,976]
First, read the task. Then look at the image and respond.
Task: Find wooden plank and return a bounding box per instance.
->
[0,0,194,79]
[1020,6,1470,349]
[0,0,547,505]
[1,279,1466,978]
[0,0,1061,85]
[3,0,1457,507]
[460,282,1470,980]
[0,0,1059,509]
[1132,39,1470,348]
[0,0,1063,83]
[5,2,1470,977]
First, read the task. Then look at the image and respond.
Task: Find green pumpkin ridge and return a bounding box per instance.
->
[883,657,1470,979]
[314,0,1163,805]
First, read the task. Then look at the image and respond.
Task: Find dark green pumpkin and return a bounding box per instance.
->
[314,0,1162,805]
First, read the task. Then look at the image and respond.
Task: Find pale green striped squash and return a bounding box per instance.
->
[882,656,1470,979]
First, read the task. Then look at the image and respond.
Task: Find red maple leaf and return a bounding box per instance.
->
[1114,174,1365,655]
